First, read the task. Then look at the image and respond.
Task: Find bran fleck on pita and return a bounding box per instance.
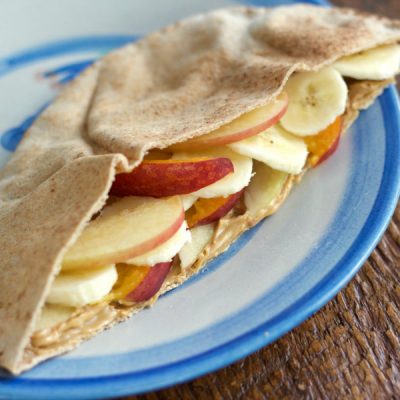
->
[1,5,399,374]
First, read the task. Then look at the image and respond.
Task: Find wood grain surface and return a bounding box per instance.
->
[123,2,400,399]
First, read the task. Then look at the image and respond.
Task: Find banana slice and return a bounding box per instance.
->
[244,161,289,215]
[35,304,75,331]
[179,224,215,269]
[47,265,118,307]
[228,124,308,174]
[333,44,400,80]
[126,221,191,266]
[280,67,348,136]
[172,148,253,198]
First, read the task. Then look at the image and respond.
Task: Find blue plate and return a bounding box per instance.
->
[0,0,399,398]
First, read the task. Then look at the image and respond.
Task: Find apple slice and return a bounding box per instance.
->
[110,158,234,197]
[126,221,190,266]
[173,148,253,198]
[62,196,184,270]
[186,191,243,228]
[125,262,172,302]
[244,161,289,215]
[304,116,342,167]
[179,224,215,269]
[168,92,288,151]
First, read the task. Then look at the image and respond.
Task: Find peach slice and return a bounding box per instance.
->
[304,116,343,167]
[62,196,184,270]
[169,92,288,151]
[105,262,172,303]
[110,158,234,197]
[125,262,172,302]
[105,264,150,302]
[186,191,243,228]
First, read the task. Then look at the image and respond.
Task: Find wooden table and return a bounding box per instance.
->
[125,1,400,398]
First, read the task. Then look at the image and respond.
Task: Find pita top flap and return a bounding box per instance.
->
[1,4,400,373]
[88,5,400,157]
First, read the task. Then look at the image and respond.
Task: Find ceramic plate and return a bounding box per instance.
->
[0,0,399,398]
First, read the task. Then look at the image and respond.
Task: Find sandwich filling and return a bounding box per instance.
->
[33,44,400,342]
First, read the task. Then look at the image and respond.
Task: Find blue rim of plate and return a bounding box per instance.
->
[1,0,400,398]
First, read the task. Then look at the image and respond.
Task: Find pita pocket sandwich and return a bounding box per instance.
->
[1,4,400,374]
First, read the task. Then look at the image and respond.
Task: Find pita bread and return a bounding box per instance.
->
[1,4,399,374]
